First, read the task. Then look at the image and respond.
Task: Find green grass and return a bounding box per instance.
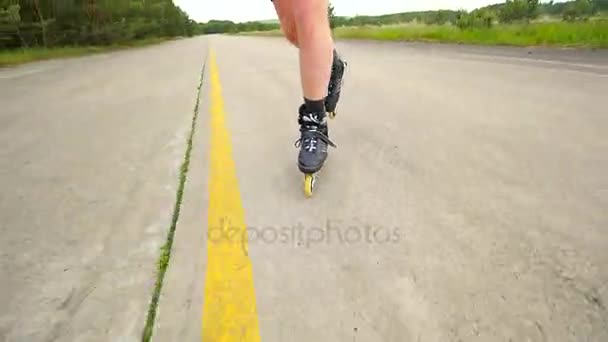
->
[0,37,174,67]
[140,54,205,342]
[238,29,283,37]
[241,20,608,48]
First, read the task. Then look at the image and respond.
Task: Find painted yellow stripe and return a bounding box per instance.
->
[202,49,261,342]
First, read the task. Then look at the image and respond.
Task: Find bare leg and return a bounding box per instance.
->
[273,0,346,113]
[273,0,298,47]
[292,0,333,103]
[273,0,345,175]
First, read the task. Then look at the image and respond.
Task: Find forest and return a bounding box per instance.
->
[195,0,608,34]
[1,0,607,50]
[330,0,608,29]
[0,0,201,49]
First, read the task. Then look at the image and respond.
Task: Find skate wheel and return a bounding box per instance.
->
[328,111,337,119]
[303,174,315,197]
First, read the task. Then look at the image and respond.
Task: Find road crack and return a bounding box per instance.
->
[141,54,208,342]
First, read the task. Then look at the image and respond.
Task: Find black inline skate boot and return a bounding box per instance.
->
[295,103,336,175]
[325,49,347,118]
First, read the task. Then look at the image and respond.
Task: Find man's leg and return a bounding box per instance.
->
[273,0,347,115]
[272,0,298,47]
[273,0,346,173]
[291,0,336,173]
[292,0,333,103]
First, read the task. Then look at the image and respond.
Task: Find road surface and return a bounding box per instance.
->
[1,35,607,342]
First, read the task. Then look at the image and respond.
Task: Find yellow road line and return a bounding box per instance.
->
[202,49,261,342]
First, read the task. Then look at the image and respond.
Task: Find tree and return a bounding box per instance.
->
[0,2,24,48]
[527,0,540,19]
[575,0,594,17]
[498,0,541,23]
[31,0,48,48]
[456,8,496,29]
[563,0,594,21]
[563,5,578,20]
[499,0,528,23]
[328,2,336,29]
[593,0,608,11]
[1,0,200,50]
[425,10,451,25]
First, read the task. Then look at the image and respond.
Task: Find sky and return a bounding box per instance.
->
[174,0,560,23]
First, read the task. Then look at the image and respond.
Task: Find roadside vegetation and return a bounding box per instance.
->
[331,20,608,48]
[2,0,606,67]
[243,0,608,48]
[0,0,284,66]
[0,36,174,66]
[0,0,200,66]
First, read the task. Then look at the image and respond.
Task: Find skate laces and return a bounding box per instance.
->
[294,112,336,152]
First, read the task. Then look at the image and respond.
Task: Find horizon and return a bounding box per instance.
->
[175,0,568,24]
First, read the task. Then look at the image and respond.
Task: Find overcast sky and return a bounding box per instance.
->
[175,0,562,23]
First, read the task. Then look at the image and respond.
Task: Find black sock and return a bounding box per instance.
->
[304,98,325,113]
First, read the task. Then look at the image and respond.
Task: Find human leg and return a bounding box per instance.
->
[272,0,347,115]
[292,0,333,103]
[272,0,298,47]
[287,0,336,174]
[272,0,347,175]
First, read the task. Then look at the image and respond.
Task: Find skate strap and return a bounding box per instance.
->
[296,127,337,149]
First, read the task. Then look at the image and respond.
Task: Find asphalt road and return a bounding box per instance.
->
[1,35,607,342]
[0,38,207,341]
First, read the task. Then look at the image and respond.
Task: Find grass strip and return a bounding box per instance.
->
[240,20,608,48]
[141,55,207,342]
[0,37,176,67]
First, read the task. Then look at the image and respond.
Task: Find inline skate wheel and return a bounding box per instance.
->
[327,111,337,119]
[304,173,315,197]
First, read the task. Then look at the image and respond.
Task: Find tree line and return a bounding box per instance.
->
[455,0,607,29]
[2,0,607,50]
[186,0,608,33]
[200,20,279,34]
[327,0,607,30]
[0,0,201,49]
[199,0,608,35]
